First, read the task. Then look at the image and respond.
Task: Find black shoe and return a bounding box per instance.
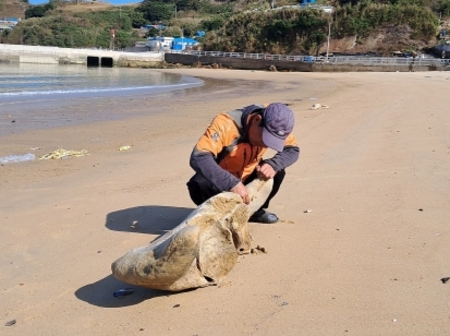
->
[249,210,279,224]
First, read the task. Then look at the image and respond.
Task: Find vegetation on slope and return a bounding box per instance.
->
[201,1,440,55]
[0,0,28,19]
[0,0,449,55]
[1,3,142,48]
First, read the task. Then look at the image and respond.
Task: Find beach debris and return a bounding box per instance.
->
[173,304,181,308]
[111,179,273,292]
[113,288,134,298]
[5,319,16,326]
[0,153,35,165]
[250,245,267,254]
[257,245,267,253]
[281,302,289,306]
[304,209,312,213]
[119,145,131,151]
[440,277,450,284]
[39,148,88,160]
[418,208,424,212]
[309,103,329,110]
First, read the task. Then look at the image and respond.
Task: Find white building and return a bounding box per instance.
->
[146,37,174,51]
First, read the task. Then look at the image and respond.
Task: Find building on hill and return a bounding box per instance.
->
[0,17,20,23]
[0,17,20,31]
[0,24,11,32]
[172,37,199,51]
[146,36,174,52]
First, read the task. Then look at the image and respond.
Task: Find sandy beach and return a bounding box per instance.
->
[1,69,450,335]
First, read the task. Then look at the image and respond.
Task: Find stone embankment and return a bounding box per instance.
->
[165,52,449,72]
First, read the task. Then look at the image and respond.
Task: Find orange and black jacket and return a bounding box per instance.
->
[189,104,300,192]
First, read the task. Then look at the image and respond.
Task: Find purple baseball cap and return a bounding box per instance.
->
[261,103,295,152]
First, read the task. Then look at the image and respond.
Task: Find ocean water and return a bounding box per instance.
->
[0,63,203,135]
[0,63,202,103]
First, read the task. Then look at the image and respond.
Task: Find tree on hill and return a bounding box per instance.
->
[138,1,175,22]
[25,2,55,18]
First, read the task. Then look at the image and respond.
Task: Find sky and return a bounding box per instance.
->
[28,0,140,5]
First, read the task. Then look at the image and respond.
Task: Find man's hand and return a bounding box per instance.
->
[256,163,276,180]
[231,182,250,204]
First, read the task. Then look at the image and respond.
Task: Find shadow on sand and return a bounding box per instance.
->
[75,205,196,306]
[105,205,194,235]
[74,274,195,308]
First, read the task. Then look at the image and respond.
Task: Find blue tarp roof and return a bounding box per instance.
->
[144,24,166,29]
[172,37,199,45]
[0,17,18,22]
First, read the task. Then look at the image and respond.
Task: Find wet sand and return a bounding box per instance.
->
[1,69,450,335]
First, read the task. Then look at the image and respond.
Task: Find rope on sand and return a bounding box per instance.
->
[39,148,89,160]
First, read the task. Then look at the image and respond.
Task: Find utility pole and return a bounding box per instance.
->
[326,11,333,60]
[158,21,162,53]
[110,27,115,50]
[326,19,331,60]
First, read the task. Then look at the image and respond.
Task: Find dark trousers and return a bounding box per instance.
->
[186,169,286,213]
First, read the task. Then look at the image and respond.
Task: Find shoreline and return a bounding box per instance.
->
[0,66,203,135]
[1,69,450,335]
[0,69,326,158]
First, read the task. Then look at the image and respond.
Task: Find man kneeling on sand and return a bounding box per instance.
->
[187,102,300,224]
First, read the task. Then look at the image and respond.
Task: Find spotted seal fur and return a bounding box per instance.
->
[111,178,273,291]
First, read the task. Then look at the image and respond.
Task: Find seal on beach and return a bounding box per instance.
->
[111,178,273,291]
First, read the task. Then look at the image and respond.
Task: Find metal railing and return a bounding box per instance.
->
[168,50,450,66]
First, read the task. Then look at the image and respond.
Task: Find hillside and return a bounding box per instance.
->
[201,3,440,57]
[0,0,122,18]
[0,0,447,57]
[52,1,139,13]
[0,0,28,19]
[324,25,436,56]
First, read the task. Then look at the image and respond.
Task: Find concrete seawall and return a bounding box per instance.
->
[165,53,446,72]
[0,44,164,66]
[1,44,446,72]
